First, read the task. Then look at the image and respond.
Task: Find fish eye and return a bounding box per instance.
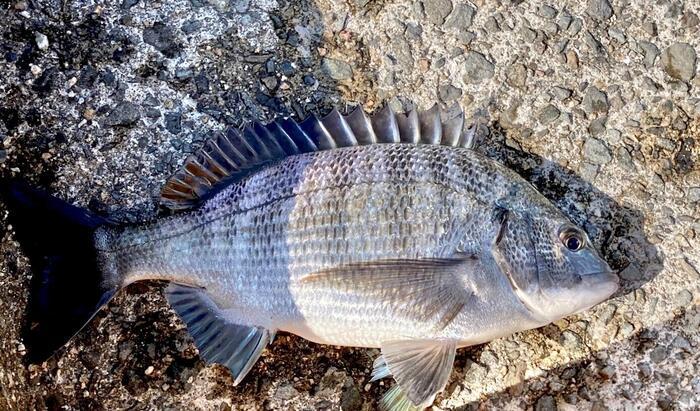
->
[559,227,585,252]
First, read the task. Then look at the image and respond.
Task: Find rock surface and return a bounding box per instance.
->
[0,0,699,410]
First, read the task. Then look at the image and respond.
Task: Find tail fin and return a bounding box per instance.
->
[2,181,116,363]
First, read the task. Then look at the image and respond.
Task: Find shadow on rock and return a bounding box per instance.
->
[454,303,698,410]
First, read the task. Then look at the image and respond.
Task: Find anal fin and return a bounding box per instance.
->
[165,284,273,385]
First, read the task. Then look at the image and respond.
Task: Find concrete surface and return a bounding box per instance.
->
[0,0,698,409]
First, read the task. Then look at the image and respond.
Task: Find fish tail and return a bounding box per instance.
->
[1,180,117,363]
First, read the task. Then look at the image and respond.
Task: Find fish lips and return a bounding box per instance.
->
[569,270,620,314]
[580,270,620,295]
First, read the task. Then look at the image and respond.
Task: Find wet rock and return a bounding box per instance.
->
[165,112,182,135]
[143,22,181,58]
[587,0,613,21]
[321,58,353,80]
[104,101,141,127]
[538,104,560,125]
[463,51,495,83]
[583,137,611,165]
[582,86,609,114]
[423,0,453,26]
[660,43,697,81]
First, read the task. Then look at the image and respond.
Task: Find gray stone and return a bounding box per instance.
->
[463,51,495,83]
[539,5,557,19]
[650,346,669,363]
[423,0,453,26]
[660,43,697,81]
[582,86,609,114]
[638,362,652,378]
[484,16,500,32]
[444,4,476,30]
[588,116,607,136]
[587,0,613,21]
[164,112,182,135]
[639,41,660,68]
[551,86,572,100]
[676,289,693,306]
[104,101,141,127]
[506,64,527,89]
[599,365,616,379]
[560,329,584,350]
[274,383,299,401]
[520,26,537,42]
[142,22,181,58]
[616,147,636,171]
[535,395,557,411]
[538,104,561,125]
[583,137,611,165]
[642,20,657,37]
[121,0,138,8]
[35,32,49,51]
[568,17,583,35]
[321,58,353,80]
[438,84,462,102]
[557,11,572,30]
[608,27,626,43]
[671,335,691,352]
[261,76,278,90]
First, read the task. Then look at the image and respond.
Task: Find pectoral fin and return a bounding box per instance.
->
[299,258,476,331]
[165,284,273,385]
[372,340,457,410]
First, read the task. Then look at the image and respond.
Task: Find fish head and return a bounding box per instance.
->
[493,208,619,322]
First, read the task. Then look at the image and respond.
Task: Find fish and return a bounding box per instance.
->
[4,104,620,410]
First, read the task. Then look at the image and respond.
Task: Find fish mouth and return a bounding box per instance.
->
[581,270,620,284]
[579,270,620,297]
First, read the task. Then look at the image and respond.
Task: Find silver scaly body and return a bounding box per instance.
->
[98,144,547,347]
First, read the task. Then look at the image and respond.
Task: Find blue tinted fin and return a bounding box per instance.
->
[165,284,272,385]
[1,181,117,362]
[160,104,472,210]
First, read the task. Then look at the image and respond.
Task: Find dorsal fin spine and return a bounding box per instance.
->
[160,104,471,210]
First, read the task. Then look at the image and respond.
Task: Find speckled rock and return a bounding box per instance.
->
[660,43,697,81]
[1,0,698,409]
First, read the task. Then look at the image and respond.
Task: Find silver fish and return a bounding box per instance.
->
[11,105,619,410]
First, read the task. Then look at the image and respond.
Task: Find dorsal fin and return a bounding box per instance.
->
[160,104,473,210]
